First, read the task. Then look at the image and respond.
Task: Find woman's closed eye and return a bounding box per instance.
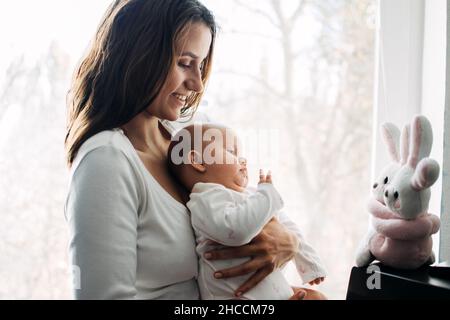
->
[178,60,205,72]
[178,62,191,69]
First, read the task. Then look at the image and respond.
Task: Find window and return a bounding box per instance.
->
[0,0,113,299]
[200,0,377,299]
[374,0,447,260]
[0,0,390,299]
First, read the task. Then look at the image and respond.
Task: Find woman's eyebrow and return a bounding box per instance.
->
[180,51,199,59]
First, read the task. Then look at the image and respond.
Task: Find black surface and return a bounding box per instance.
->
[346,262,450,299]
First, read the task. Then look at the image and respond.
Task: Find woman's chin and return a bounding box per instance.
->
[163,110,181,122]
[166,115,179,122]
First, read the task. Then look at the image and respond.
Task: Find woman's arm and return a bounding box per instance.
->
[65,146,140,299]
[204,217,299,297]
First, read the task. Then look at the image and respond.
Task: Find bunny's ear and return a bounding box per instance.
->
[400,124,410,165]
[381,122,400,162]
[408,115,433,168]
[411,158,440,191]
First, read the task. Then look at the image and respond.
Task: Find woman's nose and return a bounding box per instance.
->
[186,69,204,93]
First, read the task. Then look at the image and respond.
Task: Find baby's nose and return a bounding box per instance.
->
[239,157,247,166]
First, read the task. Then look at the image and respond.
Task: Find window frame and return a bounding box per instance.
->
[440,1,450,263]
[374,0,447,260]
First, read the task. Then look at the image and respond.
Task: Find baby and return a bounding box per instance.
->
[168,123,326,300]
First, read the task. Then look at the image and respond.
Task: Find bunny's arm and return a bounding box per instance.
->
[367,198,399,219]
[369,197,440,240]
[372,213,440,240]
[428,213,441,234]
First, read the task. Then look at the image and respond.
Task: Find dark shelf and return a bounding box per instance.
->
[346,262,450,299]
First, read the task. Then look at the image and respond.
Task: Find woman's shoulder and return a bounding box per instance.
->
[78,129,128,154]
[71,129,136,176]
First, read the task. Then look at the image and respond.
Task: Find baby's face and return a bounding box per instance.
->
[203,128,248,192]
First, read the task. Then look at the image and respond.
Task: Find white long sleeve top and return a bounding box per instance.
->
[65,129,199,299]
[187,182,327,300]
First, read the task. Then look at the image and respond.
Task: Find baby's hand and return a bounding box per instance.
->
[308,277,325,286]
[258,169,272,184]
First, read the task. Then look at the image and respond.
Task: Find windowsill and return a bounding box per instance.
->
[346,262,450,299]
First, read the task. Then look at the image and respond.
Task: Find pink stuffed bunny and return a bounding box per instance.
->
[356,115,440,269]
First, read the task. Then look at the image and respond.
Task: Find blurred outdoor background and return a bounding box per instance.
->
[0,0,376,299]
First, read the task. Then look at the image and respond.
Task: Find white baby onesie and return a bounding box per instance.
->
[187,182,326,300]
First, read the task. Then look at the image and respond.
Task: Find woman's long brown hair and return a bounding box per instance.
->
[65,0,216,166]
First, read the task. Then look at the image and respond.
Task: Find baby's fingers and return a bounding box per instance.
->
[266,170,272,184]
[259,169,273,184]
[259,169,266,183]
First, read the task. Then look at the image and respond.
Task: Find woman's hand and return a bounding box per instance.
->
[289,287,327,300]
[204,217,299,297]
[289,287,307,300]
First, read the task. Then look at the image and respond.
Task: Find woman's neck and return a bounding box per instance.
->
[121,112,171,162]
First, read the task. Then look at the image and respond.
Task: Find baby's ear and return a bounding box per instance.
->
[188,150,206,173]
[411,158,440,191]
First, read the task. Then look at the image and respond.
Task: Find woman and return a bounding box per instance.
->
[65,0,312,299]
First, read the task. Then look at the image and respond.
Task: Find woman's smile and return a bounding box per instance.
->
[170,93,187,107]
[172,92,187,102]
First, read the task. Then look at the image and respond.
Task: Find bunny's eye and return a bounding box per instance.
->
[394,191,399,199]
[373,183,378,189]
[384,177,389,184]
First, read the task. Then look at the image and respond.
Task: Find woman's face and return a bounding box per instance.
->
[147,22,212,121]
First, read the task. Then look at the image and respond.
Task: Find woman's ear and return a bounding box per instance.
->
[188,150,206,173]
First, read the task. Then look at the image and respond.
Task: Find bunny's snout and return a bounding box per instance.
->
[384,186,401,211]
[384,189,399,200]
